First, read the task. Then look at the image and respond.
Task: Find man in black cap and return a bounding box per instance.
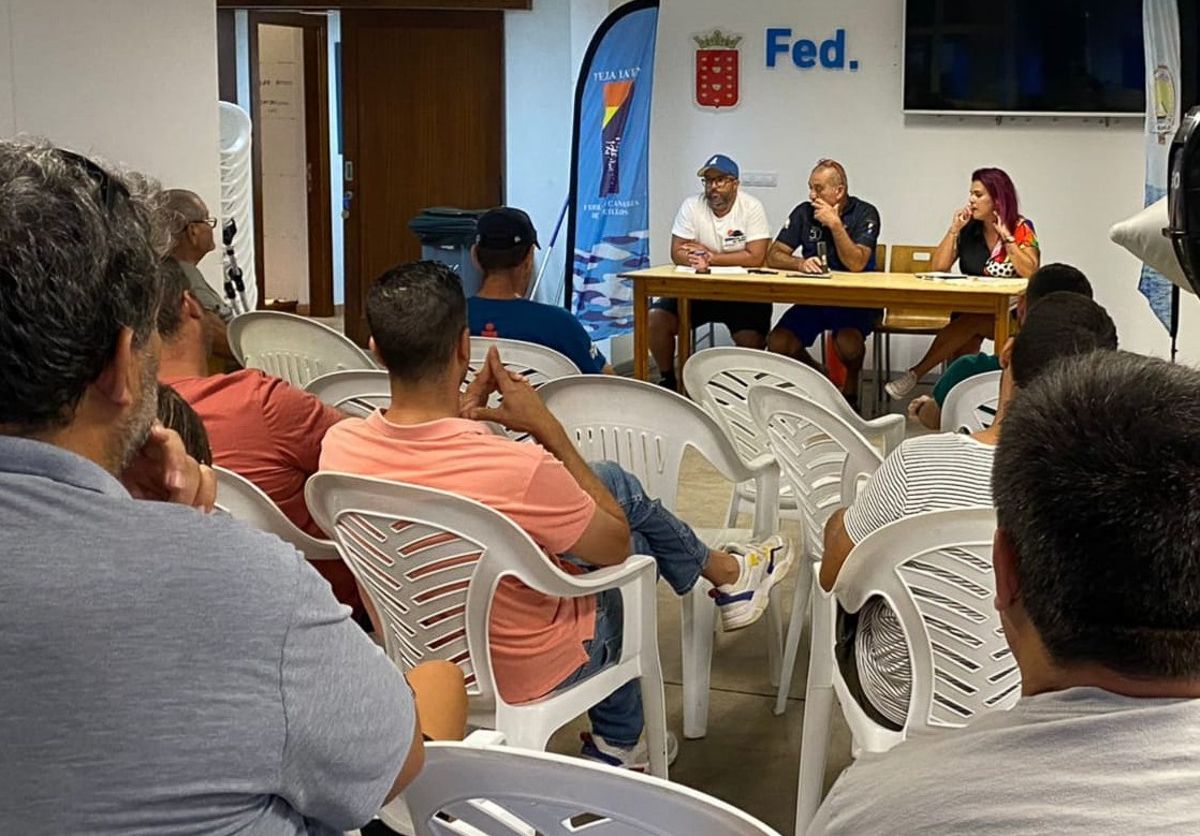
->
[469,206,612,374]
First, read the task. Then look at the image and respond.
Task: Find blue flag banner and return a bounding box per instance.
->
[565,0,659,340]
[1138,0,1181,331]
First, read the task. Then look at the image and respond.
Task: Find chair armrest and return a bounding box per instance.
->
[863,413,905,454]
[505,553,658,599]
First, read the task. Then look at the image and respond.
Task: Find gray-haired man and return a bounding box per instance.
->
[0,141,461,834]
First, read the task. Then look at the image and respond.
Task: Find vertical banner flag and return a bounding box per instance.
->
[565,0,659,340]
[1139,0,1181,331]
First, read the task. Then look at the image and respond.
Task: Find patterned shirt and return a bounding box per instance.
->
[957,217,1038,277]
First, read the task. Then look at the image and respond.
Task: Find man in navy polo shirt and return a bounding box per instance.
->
[766,159,882,404]
[468,207,612,374]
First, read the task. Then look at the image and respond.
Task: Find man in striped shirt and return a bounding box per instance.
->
[820,293,1118,727]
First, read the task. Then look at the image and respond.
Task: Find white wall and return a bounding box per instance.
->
[0,0,222,291]
[641,0,1192,365]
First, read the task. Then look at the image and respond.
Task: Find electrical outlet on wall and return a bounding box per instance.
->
[740,171,778,187]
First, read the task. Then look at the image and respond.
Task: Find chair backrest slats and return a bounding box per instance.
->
[228,311,378,388]
[940,369,1003,434]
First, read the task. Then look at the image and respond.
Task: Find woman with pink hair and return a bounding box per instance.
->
[886,167,1040,399]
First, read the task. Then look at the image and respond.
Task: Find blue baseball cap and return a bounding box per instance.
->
[697,154,739,179]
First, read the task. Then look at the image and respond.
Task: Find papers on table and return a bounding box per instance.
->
[673,265,749,275]
[916,271,969,281]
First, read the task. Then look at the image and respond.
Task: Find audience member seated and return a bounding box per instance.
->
[163,188,236,365]
[469,206,613,374]
[907,263,1094,429]
[650,154,773,390]
[0,140,465,833]
[156,258,365,618]
[320,260,793,770]
[821,294,1117,728]
[766,159,882,404]
[811,350,1200,834]
[157,383,212,465]
[886,167,1041,399]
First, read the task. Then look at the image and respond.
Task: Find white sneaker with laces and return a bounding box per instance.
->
[713,535,793,631]
[885,369,919,399]
[579,730,679,771]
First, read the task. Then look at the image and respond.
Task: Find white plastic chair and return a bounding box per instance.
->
[404,731,781,836]
[794,507,1019,835]
[537,375,781,740]
[940,369,1004,434]
[213,466,340,561]
[228,310,379,388]
[304,369,392,418]
[683,347,904,529]
[305,473,670,778]
[469,336,581,384]
[747,387,885,715]
[468,336,582,441]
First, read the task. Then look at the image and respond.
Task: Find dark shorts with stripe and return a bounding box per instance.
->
[773,304,881,347]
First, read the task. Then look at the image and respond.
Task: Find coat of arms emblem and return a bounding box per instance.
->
[694,30,741,110]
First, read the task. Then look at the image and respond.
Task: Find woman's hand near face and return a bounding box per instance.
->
[949,205,971,235]
[993,212,1013,241]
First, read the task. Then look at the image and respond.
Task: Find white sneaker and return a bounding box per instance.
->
[580,730,679,771]
[714,535,794,631]
[885,370,919,399]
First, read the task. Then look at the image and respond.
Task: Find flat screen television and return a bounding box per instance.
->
[903,0,1146,115]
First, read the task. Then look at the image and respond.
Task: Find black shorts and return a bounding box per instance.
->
[650,297,772,336]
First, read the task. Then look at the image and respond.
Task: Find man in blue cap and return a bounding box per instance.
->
[649,153,772,390]
[469,206,612,374]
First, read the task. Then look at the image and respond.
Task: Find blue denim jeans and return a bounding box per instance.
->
[553,461,711,747]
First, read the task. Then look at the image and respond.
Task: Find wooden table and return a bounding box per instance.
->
[624,265,1027,380]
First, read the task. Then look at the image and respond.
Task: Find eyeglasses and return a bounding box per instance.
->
[701,175,735,188]
[57,148,129,212]
[190,217,218,229]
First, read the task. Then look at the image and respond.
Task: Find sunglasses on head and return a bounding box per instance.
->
[56,148,129,212]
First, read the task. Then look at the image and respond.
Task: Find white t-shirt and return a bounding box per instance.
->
[842,432,996,726]
[671,191,771,254]
[810,687,1200,835]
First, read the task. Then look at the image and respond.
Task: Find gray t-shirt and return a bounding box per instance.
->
[0,436,415,834]
[177,257,234,323]
[811,687,1200,834]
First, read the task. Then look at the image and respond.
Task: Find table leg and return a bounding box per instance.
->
[634,284,649,381]
[992,298,1012,352]
[677,297,692,390]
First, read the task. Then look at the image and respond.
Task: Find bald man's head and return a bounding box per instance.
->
[164,189,215,263]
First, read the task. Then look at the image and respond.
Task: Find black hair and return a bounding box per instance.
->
[367,260,466,383]
[1010,293,1117,389]
[1026,263,1092,306]
[994,351,1200,678]
[156,384,212,465]
[0,141,167,433]
[476,243,533,273]
[156,257,192,338]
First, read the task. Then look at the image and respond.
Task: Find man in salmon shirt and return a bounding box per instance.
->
[320,260,792,770]
[155,259,363,620]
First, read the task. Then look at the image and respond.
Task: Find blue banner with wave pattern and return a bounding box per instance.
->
[565,0,659,340]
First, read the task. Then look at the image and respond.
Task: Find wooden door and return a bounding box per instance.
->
[342,9,504,344]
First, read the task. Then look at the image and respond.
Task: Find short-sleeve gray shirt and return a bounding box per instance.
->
[0,436,415,834]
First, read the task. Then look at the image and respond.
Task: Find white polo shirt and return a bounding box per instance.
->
[671,191,772,254]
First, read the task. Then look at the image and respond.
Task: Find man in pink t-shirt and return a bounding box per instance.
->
[155,259,362,618]
[320,260,792,769]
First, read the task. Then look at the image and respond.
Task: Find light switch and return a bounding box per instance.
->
[741,171,778,188]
